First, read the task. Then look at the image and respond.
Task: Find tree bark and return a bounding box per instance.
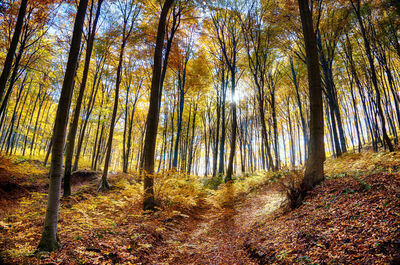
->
[298,0,325,195]
[38,0,88,252]
[63,0,103,196]
[141,0,174,211]
[0,0,27,100]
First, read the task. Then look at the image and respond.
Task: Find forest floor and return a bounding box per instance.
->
[0,151,399,264]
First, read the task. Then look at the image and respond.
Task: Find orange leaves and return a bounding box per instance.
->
[245,166,400,264]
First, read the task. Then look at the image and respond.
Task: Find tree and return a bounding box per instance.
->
[64,0,104,197]
[172,31,193,169]
[122,64,143,173]
[37,0,89,251]
[210,0,242,182]
[350,0,394,152]
[99,0,140,190]
[298,0,325,196]
[241,3,276,170]
[141,0,175,211]
[0,0,28,100]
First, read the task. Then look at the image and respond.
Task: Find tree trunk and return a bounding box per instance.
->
[225,65,237,182]
[352,0,393,151]
[218,69,227,174]
[290,58,308,160]
[0,0,27,100]
[38,0,88,252]
[141,0,174,211]
[99,44,125,190]
[172,69,185,168]
[212,88,220,177]
[298,0,325,195]
[187,104,197,174]
[64,0,103,196]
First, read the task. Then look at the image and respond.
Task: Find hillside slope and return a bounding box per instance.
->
[245,152,400,264]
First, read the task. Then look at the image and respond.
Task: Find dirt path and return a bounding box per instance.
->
[153,184,287,265]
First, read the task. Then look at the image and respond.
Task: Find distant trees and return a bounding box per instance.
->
[172,31,193,169]
[350,0,394,152]
[122,64,143,173]
[241,4,274,170]
[210,0,242,182]
[317,5,350,157]
[99,0,140,191]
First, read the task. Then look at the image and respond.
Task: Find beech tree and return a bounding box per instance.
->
[38,0,89,251]
[210,0,242,182]
[0,0,27,100]
[298,0,325,196]
[99,0,140,190]
[64,0,104,197]
[141,0,175,211]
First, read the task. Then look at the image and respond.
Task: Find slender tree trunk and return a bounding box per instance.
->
[30,94,46,156]
[23,87,41,156]
[187,104,197,174]
[270,80,279,169]
[226,64,237,182]
[157,110,168,172]
[168,96,176,169]
[212,89,220,177]
[6,77,25,154]
[349,74,362,152]
[0,42,25,121]
[0,0,27,100]
[290,58,308,160]
[298,0,325,195]
[141,0,174,211]
[218,70,226,174]
[125,93,139,172]
[38,0,88,252]
[352,0,393,151]
[99,34,129,190]
[64,0,103,196]
[123,84,130,173]
[172,70,185,168]
[10,80,29,153]
[288,99,296,166]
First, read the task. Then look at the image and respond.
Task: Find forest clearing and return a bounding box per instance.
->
[1,0,400,264]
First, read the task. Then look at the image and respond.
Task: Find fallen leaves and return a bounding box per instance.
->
[245,171,400,264]
[1,152,400,264]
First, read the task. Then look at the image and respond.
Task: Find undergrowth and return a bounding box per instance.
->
[2,150,399,264]
[245,151,400,264]
[0,156,282,262]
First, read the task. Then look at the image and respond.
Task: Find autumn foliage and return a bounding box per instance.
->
[0,151,399,264]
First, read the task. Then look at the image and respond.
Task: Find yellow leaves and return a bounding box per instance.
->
[154,170,206,209]
[207,172,277,209]
[325,151,400,178]
[155,227,166,232]
[0,220,10,231]
[1,242,35,258]
[138,243,152,249]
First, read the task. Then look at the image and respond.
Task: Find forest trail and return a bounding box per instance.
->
[151,184,287,264]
